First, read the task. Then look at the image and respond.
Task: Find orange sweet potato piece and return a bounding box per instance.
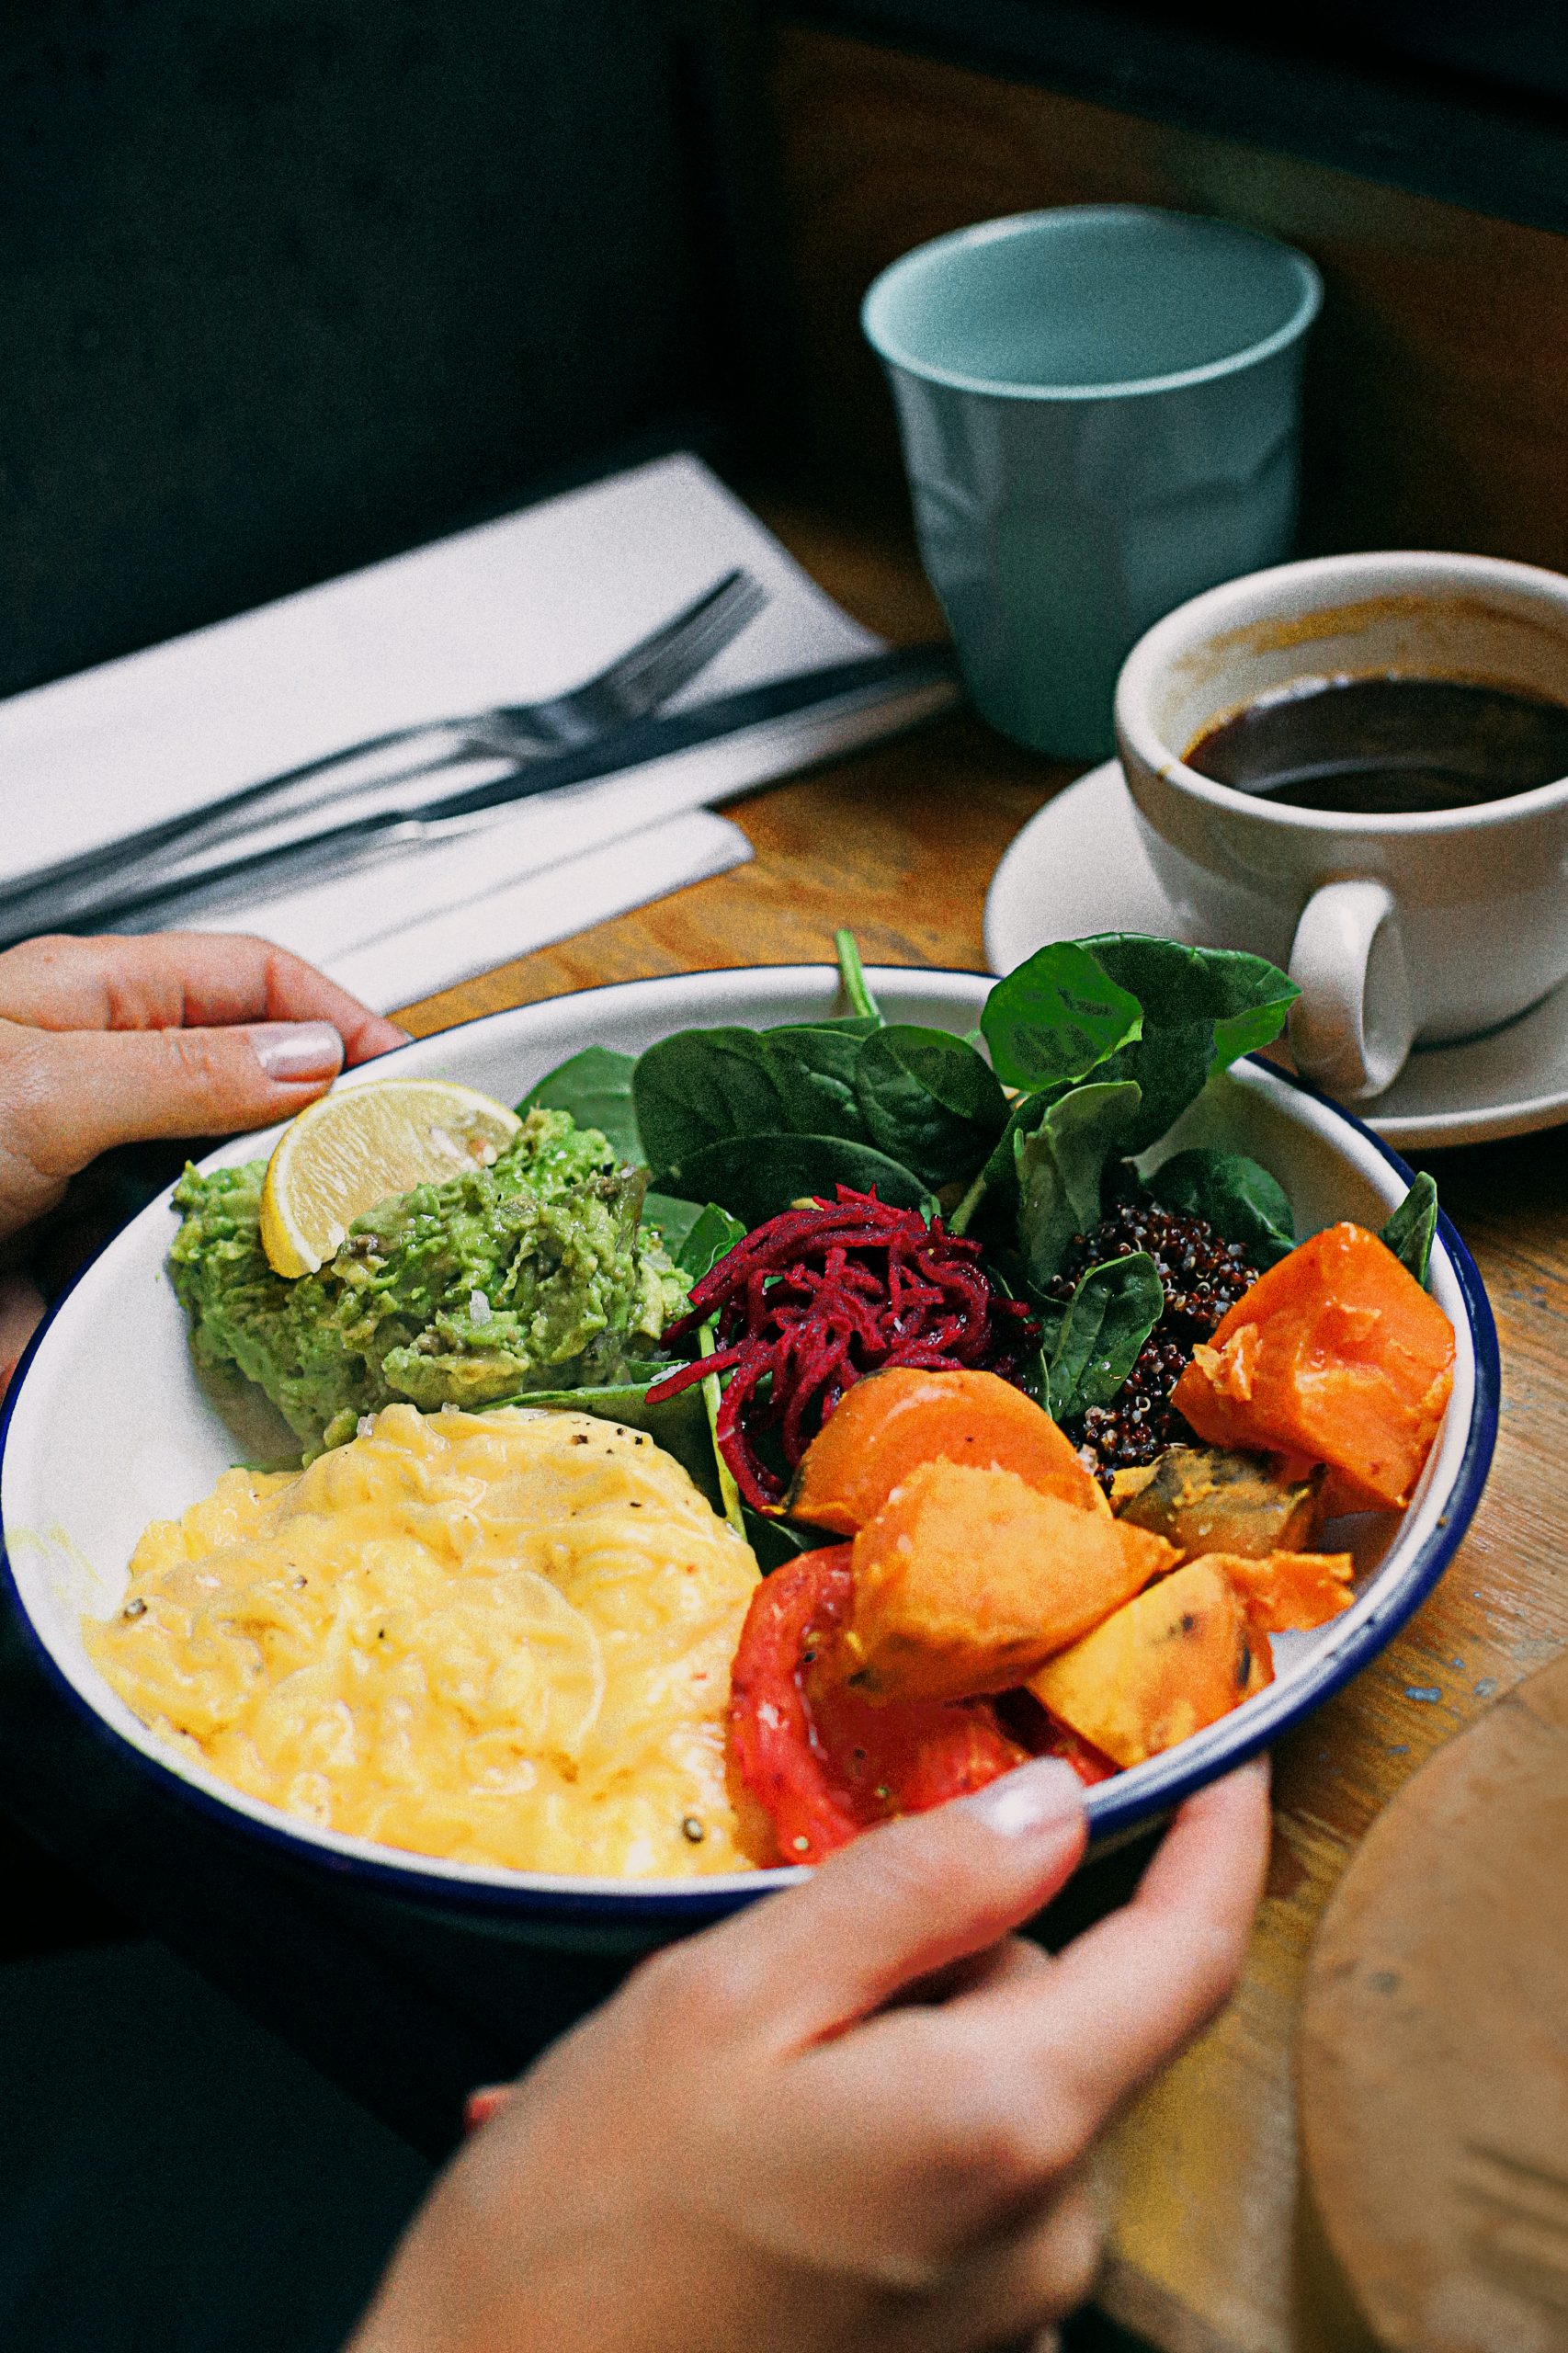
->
[1211,1548,1356,1632]
[1114,1444,1324,1560]
[1028,1560,1273,1768]
[1171,1222,1454,1511]
[841,1457,1176,1704]
[790,1366,1101,1533]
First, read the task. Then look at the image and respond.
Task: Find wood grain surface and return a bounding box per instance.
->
[768,28,1568,577]
[1300,1651,1568,2353]
[397,499,1565,2353]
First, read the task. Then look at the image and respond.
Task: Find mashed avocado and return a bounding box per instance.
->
[170,1107,689,1456]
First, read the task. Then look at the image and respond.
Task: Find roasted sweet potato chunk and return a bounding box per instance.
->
[1171,1222,1454,1511]
[1214,1548,1355,1631]
[1028,1559,1273,1768]
[790,1366,1101,1533]
[841,1458,1176,1703]
[1114,1444,1324,1560]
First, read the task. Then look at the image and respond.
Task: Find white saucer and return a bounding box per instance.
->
[983,760,1568,1150]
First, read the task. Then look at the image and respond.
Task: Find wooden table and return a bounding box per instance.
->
[397,495,1568,2353]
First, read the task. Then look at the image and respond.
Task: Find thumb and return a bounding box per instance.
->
[715,1759,1088,2049]
[3,1017,344,1185]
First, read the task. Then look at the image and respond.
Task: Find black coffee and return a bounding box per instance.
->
[1186,675,1568,816]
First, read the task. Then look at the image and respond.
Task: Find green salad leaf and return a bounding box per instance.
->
[742,1502,825,1571]
[949,1085,1063,1237]
[655,1131,931,1229]
[1151,1149,1295,1267]
[615,928,1301,1347]
[633,1028,792,1173]
[697,1321,745,1536]
[981,941,1143,1093]
[640,1190,708,1259]
[1043,1252,1165,1421]
[1070,937,1299,1154]
[1015,1081,1142,1290]
[834,926,882,1024]
[671,1201,746,1280]
[771,1014,884,1040]
[765,1027,869,1142]
[517,1046,642,1164]
[855,1023,1009,1188]
[1380,1171,1438,1285]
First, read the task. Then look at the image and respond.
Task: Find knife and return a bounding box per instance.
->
[0,645,960,943]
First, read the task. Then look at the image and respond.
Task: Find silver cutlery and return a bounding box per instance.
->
[0,566,767,931]
[41,644,960,942]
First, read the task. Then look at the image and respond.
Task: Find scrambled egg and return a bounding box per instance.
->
[85,1404,764,1878]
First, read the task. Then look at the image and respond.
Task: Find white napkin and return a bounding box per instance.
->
[0,455,954,1007]
[321,810,749,1011]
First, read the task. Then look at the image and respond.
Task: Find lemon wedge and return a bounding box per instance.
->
[259,1078,522,1277]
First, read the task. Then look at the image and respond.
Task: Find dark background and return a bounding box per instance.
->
[6,1,1568,702]
[0,0,734,698]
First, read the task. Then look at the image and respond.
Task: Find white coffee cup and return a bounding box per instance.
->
[1113,551,1568,1099]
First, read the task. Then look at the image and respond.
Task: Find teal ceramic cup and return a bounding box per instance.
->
[862,206,1323,758]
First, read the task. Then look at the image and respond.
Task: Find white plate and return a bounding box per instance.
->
[0,965,1497,1939]
[985,760,1568,1149]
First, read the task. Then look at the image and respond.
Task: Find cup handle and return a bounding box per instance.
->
[1288,880,1415,1101]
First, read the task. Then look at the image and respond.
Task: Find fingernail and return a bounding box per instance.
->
[251,1020,344,1082]
[960,1757,1085,1839]
[462,2085,509,2134]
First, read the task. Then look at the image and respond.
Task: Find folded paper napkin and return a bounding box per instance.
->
[0,455,955,1011]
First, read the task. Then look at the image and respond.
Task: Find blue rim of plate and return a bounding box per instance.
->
[0,967,1501,1924]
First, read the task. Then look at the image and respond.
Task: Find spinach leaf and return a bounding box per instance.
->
[1044,1252,1166,1420]
[633,1028,790,1174]
[980,941,1143,1092]
[1380,1171,1438,1285]
[697,1322,745,1536]
[835,927,882,1024]
[1078,936,1298,1154]
[658,1132,932,1228]
[641,1195,743,1282]
[765,1027,870,1142]
[772,1015,884,1040]
[743,1503,827,1573]
[1151,1149,1295,1267]
[855,1024,1008,1188]
[949,1085,1064,1236]
[484,1380,722,1509]
[606,1358,679,1387]
[673,1201,746,1281]
[640,1190,707,1259]
[1015,1081,1142,1290]
[517,1046,642,1164]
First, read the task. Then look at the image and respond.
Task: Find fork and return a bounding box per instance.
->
[9,643,960,943]
[0,566,767,922]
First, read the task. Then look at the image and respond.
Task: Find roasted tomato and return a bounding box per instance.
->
[727,1545,1080,1863]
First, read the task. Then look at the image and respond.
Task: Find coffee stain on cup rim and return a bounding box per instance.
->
[1165,591,1568,688]
[1153,593,1568,790]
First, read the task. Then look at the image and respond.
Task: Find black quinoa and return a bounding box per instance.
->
[1045,1197,1258,1485]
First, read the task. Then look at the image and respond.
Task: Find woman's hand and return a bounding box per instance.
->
[350,1755,1272,2353]
[0,931,404,1383]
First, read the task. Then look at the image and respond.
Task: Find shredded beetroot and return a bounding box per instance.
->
[645,1188,1039,1511]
